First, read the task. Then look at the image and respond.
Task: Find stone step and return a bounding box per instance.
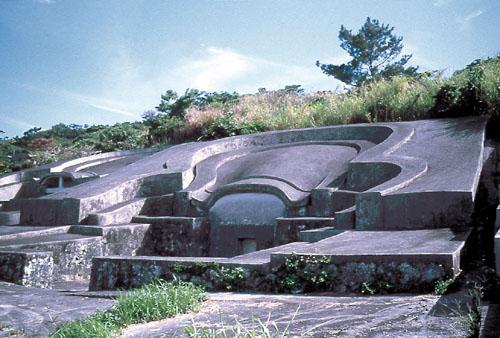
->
[298,227,344,242]
[132,215,206,226]
[334,206,356,229]
[0,211,20,226]
[85,198,147,225]
[310,189,356,217]
[0,251,53,288]
[0,232,98,247]
[275,217,336,245]
[0,225,70,241]
[69,223,150,236]
[230,242,309,264]
[68,223,150,257]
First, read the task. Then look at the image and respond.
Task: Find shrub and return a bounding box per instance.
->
[143,113,185,145]
[27,137,56,150]
[434,276,456,295]
[75,122,147,152]
[432,56,500,119]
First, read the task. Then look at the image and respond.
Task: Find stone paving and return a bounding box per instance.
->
[0,281,114,337]
[120,292,468,338]
[0,280,473,338]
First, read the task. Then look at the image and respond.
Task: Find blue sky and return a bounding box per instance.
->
[0,0,498,137]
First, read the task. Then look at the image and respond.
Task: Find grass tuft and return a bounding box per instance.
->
[183,307,300,338]
[51,280,206,338]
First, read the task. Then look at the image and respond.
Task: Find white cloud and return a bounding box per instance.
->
[6,80,140,119]
[456,9,483,31]
[433,0,451,7]
[174,47,254,91]
[464,9,483,21]
[168,47,343,93]
[60,91,139,118]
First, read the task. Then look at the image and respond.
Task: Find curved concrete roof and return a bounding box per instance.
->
[18,117,487,230]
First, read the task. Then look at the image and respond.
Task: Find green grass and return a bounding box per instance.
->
[181,74,444,140]
[464,286,483,338]
[51,280,206,338]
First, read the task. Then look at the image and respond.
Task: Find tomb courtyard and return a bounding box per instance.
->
[0,117,499,337]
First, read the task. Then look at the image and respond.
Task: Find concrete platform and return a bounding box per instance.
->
[0,281,114,337]
[0,281,476,338]
[0,223,151,286]
[0,225,54,237]
[286,229,470,255]
[90,228,469,293]
[299,227,344,242]
[0,233,95,247]
[120,292,469,338]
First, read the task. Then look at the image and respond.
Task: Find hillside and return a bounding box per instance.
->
[1,55,498,176]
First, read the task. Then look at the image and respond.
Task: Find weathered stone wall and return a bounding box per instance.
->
[1,238,104,281]
[89,254,450,294]
[0,251,53,288]
[136,218,209,256]
[0,223,151,284]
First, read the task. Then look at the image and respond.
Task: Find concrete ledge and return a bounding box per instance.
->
[96,223,150,256]
[0,225,70,241]
[299,227,344,242]
[132,215,207,226]
[275,217,336,245]
[0,223,152,283]
[85,198,147,225]
[0,235,103,281]
[0,250,53,288]
[90,256,230,291]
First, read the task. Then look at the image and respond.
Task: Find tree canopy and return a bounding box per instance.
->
[316,17,418,87]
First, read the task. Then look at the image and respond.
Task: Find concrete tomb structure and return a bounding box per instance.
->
[0,117,498,294]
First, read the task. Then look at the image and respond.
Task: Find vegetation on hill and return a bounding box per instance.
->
[0,55,498,176]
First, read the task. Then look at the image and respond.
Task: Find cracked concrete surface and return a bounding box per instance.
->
[120,292,468,338]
